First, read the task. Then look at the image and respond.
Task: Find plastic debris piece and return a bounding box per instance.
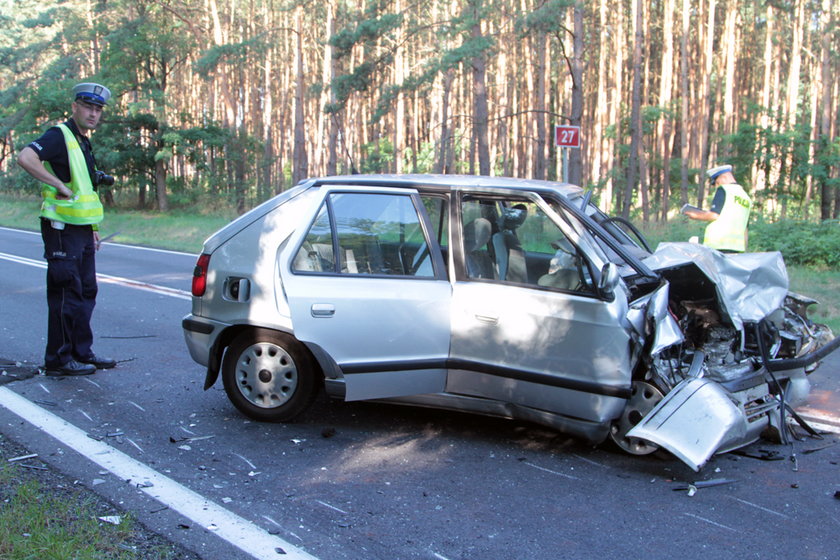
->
[7,453,38,463]
[222,497,233,503]
[672,478,738,491]
[98,516,122,525]
[92,478,106,486]
[790,454,799,472]
[802,441,838,455]
[178,444,192,451]
[275,547,287,555]
[687,485,697,497]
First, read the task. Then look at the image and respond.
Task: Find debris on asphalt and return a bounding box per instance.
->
[802,441,838,455]
[673,478,738,494]
[732,449,784,461]
[790,454,799,472]
[7,453,38,463]
[98,515,122,525]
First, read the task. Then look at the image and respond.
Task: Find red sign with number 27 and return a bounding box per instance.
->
[555,125,581,148]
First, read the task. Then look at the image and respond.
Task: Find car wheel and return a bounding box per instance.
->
[222,329,319,422]
[609,380,664,455]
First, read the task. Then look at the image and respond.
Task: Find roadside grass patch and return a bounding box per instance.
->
[0,435,198,560]
[0,462,136,559]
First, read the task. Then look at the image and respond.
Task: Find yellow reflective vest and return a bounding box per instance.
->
[703,183,751,252]
[39,124,104,226]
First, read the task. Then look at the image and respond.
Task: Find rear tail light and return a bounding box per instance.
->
[192,253,211,296]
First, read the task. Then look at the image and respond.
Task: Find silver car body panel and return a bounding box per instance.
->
[449,280,632,423]
[645,242,788,332]
[627,377,755,472]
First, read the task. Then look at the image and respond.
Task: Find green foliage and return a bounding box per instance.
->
[749,218,840,268]
[516,0,573,37]
[360,137,395,173]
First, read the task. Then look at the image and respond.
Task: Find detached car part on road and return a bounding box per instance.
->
[183,175,839,471]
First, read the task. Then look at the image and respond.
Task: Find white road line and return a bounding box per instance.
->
[523,461,580,480]
[0,226,195,257]
[683,513,737,532]
[728,496,790,519]
[0,251,191,300]
[0,387,319,560]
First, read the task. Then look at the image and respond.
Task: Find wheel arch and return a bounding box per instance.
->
[204,324,323,390]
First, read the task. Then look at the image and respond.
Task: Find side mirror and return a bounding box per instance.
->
[597,263,621,302]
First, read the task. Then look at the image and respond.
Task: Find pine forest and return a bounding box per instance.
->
[0,0,838,222]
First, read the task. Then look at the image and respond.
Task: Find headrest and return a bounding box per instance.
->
[464,218,492,252]
[497,204,527,230]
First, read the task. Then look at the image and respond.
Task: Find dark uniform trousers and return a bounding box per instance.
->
[40,218,97,367]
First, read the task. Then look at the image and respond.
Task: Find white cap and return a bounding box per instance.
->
[73,82,111,106]
[706,164,733,182]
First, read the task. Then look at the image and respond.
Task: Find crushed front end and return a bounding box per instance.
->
[616,243,838,471]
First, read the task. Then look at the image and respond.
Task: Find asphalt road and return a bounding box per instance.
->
[1,225,839,560]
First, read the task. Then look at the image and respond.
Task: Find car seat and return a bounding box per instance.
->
[492,204,528,282]
[463,217,495,279]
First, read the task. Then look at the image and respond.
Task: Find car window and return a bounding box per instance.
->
[461,197,593,293]
[292,192,436,277]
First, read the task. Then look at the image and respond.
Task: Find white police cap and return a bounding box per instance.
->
[73,82,111,106]
[706,164,732,182]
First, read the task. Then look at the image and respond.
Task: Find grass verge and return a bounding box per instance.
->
[0,195,232,254]
[0,433,198,560]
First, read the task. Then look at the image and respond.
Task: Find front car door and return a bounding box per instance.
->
[448,188,633,432]
[280,185,452,401]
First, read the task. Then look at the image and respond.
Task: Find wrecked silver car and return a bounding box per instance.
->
[182,175,839,471]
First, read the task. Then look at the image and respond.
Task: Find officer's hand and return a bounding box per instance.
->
[55,185,73,200]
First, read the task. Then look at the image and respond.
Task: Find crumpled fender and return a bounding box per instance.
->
[626,377,749,471]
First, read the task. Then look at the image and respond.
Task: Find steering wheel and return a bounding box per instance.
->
[601,216,653,254]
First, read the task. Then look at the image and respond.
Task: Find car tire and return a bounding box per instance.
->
[222,329,319,422]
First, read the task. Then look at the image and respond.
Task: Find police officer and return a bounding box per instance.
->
[17,83,117,376]
[682,164,752,253]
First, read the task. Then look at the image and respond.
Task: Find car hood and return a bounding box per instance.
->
[642,242,789,333]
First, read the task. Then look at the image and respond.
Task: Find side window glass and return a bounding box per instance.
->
[421,195,448,249]
[293,203,335,272]
[293,192,436,277]
[461,197,592,293]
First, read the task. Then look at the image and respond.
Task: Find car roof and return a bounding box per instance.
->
[202,174,585,254]
[305,174,584,198]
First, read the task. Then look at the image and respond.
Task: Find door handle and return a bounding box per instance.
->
[311,303,335,318]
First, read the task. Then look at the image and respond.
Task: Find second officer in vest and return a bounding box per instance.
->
[17,82,117,376]
[682,164,752,253]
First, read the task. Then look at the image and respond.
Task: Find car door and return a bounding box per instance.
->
[448,190,632,424]
[280,186,452,401]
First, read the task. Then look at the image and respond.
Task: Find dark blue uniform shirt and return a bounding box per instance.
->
[28,119,97,185]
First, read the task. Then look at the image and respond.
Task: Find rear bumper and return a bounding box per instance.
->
[182,314,226,368]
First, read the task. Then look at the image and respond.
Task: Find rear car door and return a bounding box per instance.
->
[280,186,452,401]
